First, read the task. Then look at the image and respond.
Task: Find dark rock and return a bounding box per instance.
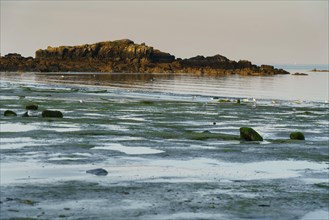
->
[41,110,63,118]
[4,110,17,116]
[26,104,38,110]
[86,168,108,176]
[240,127,263,141]
[4,53,23,59]
[22,111,38,117]
[290,132,305,140]
[0,39,290,75]
[292,72,308,76]
[22,112,29,117]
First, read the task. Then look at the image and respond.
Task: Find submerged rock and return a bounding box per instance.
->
[42,110,63,118]
[188,130,240,141]
[240,127,263,141]
[86,168,108,176]
[26,104,38,110]
[290,132,305,140]
[4,110,17,116]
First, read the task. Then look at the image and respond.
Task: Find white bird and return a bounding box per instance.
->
[79,100,83,103]
[242,98,249,103]
[61,75,65,79]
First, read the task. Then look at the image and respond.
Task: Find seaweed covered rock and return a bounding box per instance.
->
[86,168,108,176]
[240,127,263,141]
[42,110,63,118]
[4,110,17,116]
[290,132,305,140]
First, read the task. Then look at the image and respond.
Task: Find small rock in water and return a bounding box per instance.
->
[26,104,38,110]
[290,132,305,140]
[86,168,108,176]
[23,110,38,117]
[4,110,17,116]
[292,72,308,76]
[22,112,29,117]
[42,110,63,118]
[240,127,263,141]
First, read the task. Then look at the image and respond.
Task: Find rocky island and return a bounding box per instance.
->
[0,39,289,75]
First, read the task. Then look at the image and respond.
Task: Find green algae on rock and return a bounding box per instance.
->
[290,132,305,140]
[4,110,17,116]
[240,127,263,141]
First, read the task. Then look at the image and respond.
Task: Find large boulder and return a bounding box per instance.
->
[290,132,305,140]
[240,127,263,141]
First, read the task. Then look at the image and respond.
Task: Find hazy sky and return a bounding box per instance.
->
[1,0,328,65]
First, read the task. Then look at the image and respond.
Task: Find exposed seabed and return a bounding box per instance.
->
[0,73,328,219]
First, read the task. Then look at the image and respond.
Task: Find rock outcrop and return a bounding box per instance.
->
[0,39,289,75]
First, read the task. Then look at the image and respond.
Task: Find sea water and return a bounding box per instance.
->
[0,66,328,219]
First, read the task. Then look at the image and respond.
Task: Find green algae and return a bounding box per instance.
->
[314,183,329,189]
[186,131,240,141]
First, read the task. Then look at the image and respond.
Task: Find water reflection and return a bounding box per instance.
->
[1,71,328,101]
[36,72,175,85]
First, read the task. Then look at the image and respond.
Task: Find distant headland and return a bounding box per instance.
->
[0,39,289,76]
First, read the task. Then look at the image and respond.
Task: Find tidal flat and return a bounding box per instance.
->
[0,72,328,220]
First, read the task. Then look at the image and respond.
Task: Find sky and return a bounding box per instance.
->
[0,0,328,65]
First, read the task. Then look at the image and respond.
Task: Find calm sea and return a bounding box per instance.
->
[1,64,328,102]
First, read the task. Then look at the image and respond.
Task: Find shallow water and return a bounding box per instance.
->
[0,70,328,219]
